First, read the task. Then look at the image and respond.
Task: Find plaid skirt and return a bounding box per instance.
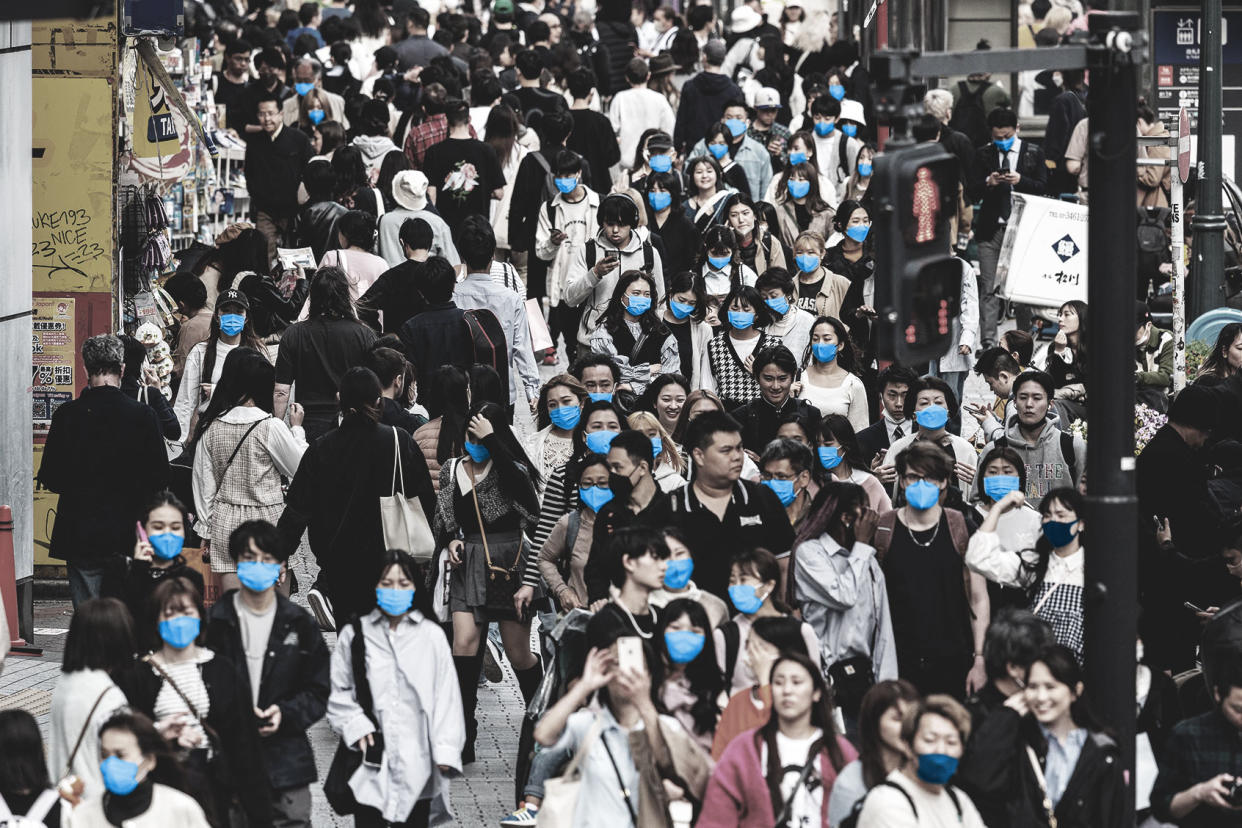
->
[209,502,285,573]
[449,530,527,624]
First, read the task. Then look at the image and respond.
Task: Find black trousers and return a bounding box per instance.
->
[354,799,431,828]
[899,653,972,702]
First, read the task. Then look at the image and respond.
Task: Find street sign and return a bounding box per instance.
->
[1179,107,1191,183]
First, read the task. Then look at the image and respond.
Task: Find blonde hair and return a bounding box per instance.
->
[1045,6,1073,33]
[627,410,685,475]
[923,88,954,124]
[900,693,973,745]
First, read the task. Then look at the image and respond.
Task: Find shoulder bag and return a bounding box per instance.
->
[467,461,522,615]
[380,427,435,561]
[324,617,381,815]
[537,714,605,828]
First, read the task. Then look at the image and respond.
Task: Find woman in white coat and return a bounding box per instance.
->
[327,550,464,828]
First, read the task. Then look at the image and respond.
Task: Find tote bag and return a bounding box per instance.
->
[379,427,435,561]
[537,714,604,828]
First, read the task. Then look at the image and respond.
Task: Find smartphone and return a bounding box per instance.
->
[1184,601,1206,613]
[362,731,385,768]
[136,521,149,544]
[616,636,644,675]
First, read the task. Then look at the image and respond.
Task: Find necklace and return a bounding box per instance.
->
[903,508,941,547]
[615,600,654,639]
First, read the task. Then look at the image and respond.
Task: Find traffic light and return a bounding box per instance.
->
[872,142,963,364]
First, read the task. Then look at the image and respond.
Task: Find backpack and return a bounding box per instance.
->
[0,791,59,828]
[949,80,991,150]
[462,307,511,401]
[839,780,963,828]
[528,150,558,205]
[993,431,1080,488]
[837,131,854,181]
[720,619,741,689]
[585,238,655,274]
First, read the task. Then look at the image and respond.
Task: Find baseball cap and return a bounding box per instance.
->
[218,288,250,311]
[493,0,515,19]
[755,87,780,109]
[703,39,727,67]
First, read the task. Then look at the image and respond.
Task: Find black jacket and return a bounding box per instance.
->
[278,418,434,621]
[294,199,346,262]
[205,592,331,792]
[245,126,313,218]
[114,651,271,826]
[594,18,638,98]
[674,71,743,152]
[397,301,471,419]
[358,260,429,335]
[236,272,309,339]
[120,376,181,441]
[39,386,170,566]
[729,396,821,455]
[648,210,703,275]
[969,138,1048,240]
[855,419,892,464]
[956,707,1127,828]
[119,557,204,632]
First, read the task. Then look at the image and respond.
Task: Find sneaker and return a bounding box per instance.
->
[499,806,539,826]
[482,637,504,683]
[306,588,335,631]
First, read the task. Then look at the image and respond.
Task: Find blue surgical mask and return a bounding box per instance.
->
[707,254,732,271]
[841,123,858,137]
[789,150,808,166]
[795,253,820,273]
[728,583,766,614]
[588,392,613,403]
[579,485,614,512]
[664,630,706,663]
[663,557,694,589]
[857,162,873,177]
[648,153,673,173]
[237,560,282,592]
[100,756,141,796]
[651,436,663,458]
[845,224,870,243]
[463,440,490,462]
[669,299,696,319]
[625,295,652,316]
[994,135,1015,152]
[812,342,838,363]
[905,480,942,511]
[915,404,949,431]
[787,179,811,199]
[308,108,326,125]
[585,430,618,454]
[916,753,959,785]
[828,83,846,101]
[814,120,835,137]
[764,478,797,506]
[708,142,728,160]
[725,117,747,137]
[983,475,1021,502]
[817,445,843,470]
[158,616,200,650]
[219,313,246,336]
[555,176,578,194]
[375,587,414,616]
[1042,518,1079,548]
[765,296,790,316]
[549,404,581,430]
[294,81,315,96]
[149,532,184,561]
[727,310,755,329]
[648,190,672,211]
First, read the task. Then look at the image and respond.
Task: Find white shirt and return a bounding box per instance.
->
[776,728,824,827]
[172,339,237,440]
[235,592,277,707]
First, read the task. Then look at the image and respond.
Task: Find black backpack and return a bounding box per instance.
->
[584,238,655,274]
[839,780,963,828]
[949,80,991,150]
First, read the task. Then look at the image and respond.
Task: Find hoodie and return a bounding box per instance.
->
[674,70,743,151]
[351,134,398,176]
[564,227,665,347]
[982,418,1086,507]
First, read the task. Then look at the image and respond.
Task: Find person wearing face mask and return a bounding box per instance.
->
[537,453,610,611]
[854,695,987,827]
[327,551,463,828]
[689,106,772,202]
[792,481,897,730]
[122,493,204,622]
[775,160,837,246]
[881,377,978,495]
[760,438,819,534]
[839,143,876,203]
[756,268,813,359]
[798,315,869,432]
[69,712,209,827]
[699,653,856,827]
[205,521,329,828]
[809,95,863,192]
[536,150,601,363]
[650,527,730,629]
[706,285,782,410]
[789,229,852,319]
[699,224,759,299]
[966,447,1043,608]
[588,270,681,396]
[114,577,269,826]
[525,374,590,486]
[957,646,1126,828]
[875,443,990,699]
[644,172,702,276]
[730,346,819,457]
[715,547,822,697]
[656,598,725,753]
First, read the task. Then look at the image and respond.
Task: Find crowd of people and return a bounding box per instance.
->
[12,0,1242,826]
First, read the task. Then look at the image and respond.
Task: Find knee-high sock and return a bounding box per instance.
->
[514,663,543,705]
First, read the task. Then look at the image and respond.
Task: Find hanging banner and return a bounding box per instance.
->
[995,194,1089,308]
[130,54,193,180]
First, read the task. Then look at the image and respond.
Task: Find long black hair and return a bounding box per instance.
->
[601,269,668,338]
[308,266,361,321]
[194,347,275,443]
[656,598,723,737]
[661,270,707,323]
[372,548,439,622]
[1021,486,1086,602]
[777,161,832,213]
[199,301,268,391]
[975,445,1028,503]
[1059,299,1089,369]
[1026,643,1105,732]
[201,228,270,290]
[433,365,470,463]
[464,400,542,494]
[857,679,921,788]
[816,414,872,482]
[802,315,861,373]
[699,223,749,292]
[644,170,685,216]
[0,709,51,795]
[793,480,868,551]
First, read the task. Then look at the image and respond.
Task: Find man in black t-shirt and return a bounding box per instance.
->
[214,38,253,120]
[566,68,619,195]
[422,99,505,230]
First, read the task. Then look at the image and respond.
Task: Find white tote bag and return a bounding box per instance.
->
[379,428,435,561]
[536,714,604,828]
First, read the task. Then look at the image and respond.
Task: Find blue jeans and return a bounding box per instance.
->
[524,741,572,801]
[67,563,107,608]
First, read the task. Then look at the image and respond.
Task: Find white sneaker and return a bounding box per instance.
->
[306,588,334,631]
[499,805,539,826]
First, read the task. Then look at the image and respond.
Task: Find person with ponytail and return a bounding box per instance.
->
[698,652,856,827]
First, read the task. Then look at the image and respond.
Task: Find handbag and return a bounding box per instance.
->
[324,617,380,815]
[826,565,881,718]
[467,461,522,615]
[536,714,604,827]
[380,427,435,561]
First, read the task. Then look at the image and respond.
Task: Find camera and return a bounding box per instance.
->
[1227,776,1242,807]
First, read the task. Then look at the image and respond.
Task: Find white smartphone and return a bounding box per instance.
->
[616,636,644,675]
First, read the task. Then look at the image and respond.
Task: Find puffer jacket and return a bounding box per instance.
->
[413,417,443,492]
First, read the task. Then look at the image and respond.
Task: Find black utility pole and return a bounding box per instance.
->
[1083,14,1140,805]
[1190,0,1226,321]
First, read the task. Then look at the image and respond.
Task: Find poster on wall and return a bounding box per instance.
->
[31,297,75,436]
[32,444,58,568]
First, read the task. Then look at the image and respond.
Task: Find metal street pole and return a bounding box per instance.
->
[1190,0,1226,321]
[1084,13,1140,810]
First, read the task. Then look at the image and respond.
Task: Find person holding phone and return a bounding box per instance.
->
[121,492,204,623]
[433,402,543,764]
[327,550,462,828]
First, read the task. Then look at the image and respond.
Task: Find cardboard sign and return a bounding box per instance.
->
[995,194,1088,308]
